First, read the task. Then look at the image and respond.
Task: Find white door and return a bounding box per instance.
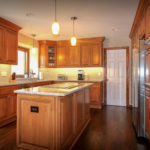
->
[107,49,126,106]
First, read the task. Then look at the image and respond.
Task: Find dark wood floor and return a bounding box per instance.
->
[0,106,150,150]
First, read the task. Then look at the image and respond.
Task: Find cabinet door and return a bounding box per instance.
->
[7,94,17,116]
[90,83,101,105]
[146,5,150,40]
[5,29,17,64]
[0,96,7,121]
[91,44,102,66]
[0,26,6,63]
[68,46,80,66]
[145,52,150,83]
[80,45,91,66]
[57,46,68,66]
[145,95,150,139]
[39,44,48,68]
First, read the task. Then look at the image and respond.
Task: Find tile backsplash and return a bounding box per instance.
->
[39,67,104,81]
[0,64,11,82]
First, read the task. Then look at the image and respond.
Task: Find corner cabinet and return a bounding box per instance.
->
[0,17,21,65]
[39,37,104,68]
[39,40,57,68]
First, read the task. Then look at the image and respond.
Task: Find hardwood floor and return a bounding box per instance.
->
[0,106,150,150]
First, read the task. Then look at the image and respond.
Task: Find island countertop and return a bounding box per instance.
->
[14,82,93,96]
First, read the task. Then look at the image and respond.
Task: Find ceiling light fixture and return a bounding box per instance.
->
[31,34,36,54]
[52,0,60,35]
[70,16,77,46]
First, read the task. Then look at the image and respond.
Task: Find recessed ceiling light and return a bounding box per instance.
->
[26,13,33,17]
[112,27,119,32]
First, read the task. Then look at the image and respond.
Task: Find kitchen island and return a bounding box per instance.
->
[15,82,92,150]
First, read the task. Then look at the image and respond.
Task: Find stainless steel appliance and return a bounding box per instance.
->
[57,74,67,80]
[78,70,84,80]
[132,39,146,138]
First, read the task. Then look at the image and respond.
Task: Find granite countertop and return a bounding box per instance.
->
[14,82,93,96]
[0,80,51,87]
[0,79,104,87]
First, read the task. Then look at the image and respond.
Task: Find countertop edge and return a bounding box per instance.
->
[14,83,93,96]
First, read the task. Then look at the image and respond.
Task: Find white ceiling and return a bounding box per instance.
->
[0,0,139,40]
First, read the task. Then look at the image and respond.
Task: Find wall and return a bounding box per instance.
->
[103,37,132,105]
[0,33,39,82]
[39,67,104,81]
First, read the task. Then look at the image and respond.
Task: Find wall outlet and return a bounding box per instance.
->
[1,71,7,77]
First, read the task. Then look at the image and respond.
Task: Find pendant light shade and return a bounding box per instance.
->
[71,36,76,46]
[52,0,60,35]
[31,34,36,54]
[70,17,77,46]
[52,21,60,35]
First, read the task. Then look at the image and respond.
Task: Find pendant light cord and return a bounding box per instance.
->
[55,0,57,21]
[73,19,75,36]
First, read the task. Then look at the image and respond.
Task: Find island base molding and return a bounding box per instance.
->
[17,87,91,150]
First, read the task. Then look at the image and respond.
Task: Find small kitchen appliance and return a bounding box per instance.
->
[78,70,84,80]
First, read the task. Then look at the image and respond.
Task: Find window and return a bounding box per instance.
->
[11,47,29,76]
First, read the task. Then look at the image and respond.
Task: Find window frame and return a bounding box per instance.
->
[15,46,30,78]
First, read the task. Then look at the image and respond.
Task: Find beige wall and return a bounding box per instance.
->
[0,33,39,82]
[103,37,132,105]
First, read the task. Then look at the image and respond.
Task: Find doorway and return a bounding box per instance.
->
[104,47,129,107]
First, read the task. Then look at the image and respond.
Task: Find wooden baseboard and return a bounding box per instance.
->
[90,104,102,109]
[69,119,90,150]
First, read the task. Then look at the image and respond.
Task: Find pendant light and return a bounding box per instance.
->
[70,16,77,46]
[31,34,36,54]
[52,0,60,35]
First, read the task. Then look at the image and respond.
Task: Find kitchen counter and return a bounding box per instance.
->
[14,82,93,96]
[0,79,103,87]
[16,82,92,150]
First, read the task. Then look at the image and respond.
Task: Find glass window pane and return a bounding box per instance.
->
[11,50,25,75]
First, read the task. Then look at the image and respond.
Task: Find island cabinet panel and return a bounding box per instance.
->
[17,95,55,150]
[68,46,80,66]
[84,88,90,122]
[57,46,68,66]
[57,95,75,150]
[80,44,91,66]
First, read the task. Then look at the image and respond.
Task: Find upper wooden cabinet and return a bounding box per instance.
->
[0,17,21,65]
[146,5,150,40]
[39,40,57,68]
[80,44,91,66]
[68,46,80,66]
[39,37,104,68]
[57,45,68,66]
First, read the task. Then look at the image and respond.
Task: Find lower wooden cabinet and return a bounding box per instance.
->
[0,85,18,127]
[0,81,52,127]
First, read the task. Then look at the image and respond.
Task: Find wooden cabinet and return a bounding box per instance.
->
[80,44,91,66]
[68,46,80,66]
[0,85,18,127]
[90,82,103,109]
[146,5,150,40]
[39,40,57,68]
[145,86,150,139]
[57,46,68,66]
[39,37,104,68]
[91,44,102,66]
[0,17,21,65]
[17,87,90,150]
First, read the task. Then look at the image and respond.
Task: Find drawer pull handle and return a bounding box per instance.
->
[30,106,39,113]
